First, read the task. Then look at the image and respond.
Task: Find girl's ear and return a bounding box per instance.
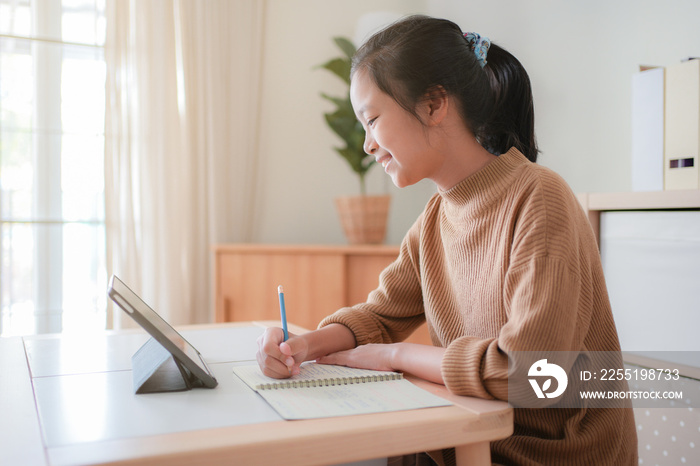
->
[420,85,449,126]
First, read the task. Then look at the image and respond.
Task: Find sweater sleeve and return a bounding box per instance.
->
[442,175,600,400]
[318,214,427,346]
[442,255,588,399]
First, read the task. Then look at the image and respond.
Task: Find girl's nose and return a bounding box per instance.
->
[364,135,378,155]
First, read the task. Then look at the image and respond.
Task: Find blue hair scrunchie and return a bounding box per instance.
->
[463,32,491,68]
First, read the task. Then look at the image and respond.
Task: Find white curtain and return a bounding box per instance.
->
[104,0,265,328]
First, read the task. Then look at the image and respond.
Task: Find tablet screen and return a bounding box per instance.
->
[108,275,217,387]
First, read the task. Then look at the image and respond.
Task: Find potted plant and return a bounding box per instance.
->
[318,37,391,245]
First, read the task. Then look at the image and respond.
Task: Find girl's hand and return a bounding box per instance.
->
[316,343,398,372]
[256,327,308,378]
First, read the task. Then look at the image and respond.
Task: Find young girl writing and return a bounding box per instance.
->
[257,15,637,465]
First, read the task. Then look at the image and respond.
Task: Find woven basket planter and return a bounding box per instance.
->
[334,195,391,245]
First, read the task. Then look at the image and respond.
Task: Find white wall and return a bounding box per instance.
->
[254,0,432,245]
[252,0,700,245]
[427,0,700,194]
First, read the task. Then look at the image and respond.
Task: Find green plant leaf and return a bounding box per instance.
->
[333,37,356,59]
[322,93,360,140]
[317,57,351,85]
[324,110,359,142]
[349,125,367,152]
[320,92,348,110]
[336,147,367,174]
[317,36,376,194]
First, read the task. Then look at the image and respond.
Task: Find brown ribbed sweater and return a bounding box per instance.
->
[320,148,637,465]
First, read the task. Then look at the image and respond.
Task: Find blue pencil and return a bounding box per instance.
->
[278,285,289,341]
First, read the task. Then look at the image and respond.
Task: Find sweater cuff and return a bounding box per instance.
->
[441,336,495,399]
[318,308,387,346]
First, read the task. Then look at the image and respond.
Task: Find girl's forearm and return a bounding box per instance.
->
[303,323,357,361]
[391,342,446,385]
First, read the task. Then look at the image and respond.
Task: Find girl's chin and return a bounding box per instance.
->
[386,162,420,188]
[391,171,425,188]
[389,172,414,189]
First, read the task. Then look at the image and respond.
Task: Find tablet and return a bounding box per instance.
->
[108,275,218,389]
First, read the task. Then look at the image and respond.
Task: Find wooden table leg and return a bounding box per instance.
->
[455,441,491,466]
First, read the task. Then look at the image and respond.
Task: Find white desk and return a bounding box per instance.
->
[1,322,512,466]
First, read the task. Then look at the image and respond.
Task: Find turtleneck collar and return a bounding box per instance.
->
[438,147,530,217]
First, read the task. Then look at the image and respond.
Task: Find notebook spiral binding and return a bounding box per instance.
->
[259,372,403,390]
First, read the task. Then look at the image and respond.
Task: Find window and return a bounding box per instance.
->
[0,0,106,335]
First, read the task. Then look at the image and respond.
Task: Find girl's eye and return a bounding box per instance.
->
[367,117,377,127]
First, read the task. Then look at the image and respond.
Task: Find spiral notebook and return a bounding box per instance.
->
[232,363,451,420]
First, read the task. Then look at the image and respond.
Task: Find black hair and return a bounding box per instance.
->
[351,15,538,162]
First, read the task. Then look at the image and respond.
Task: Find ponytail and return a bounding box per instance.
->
[481,44,539,162]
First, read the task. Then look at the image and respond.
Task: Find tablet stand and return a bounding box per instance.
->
[131,337,198,394]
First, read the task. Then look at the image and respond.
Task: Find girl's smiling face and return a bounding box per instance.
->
[350,68,442,188]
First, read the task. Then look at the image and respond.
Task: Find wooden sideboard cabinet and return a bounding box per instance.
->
[577,189,700,245]
[214,244,431,344]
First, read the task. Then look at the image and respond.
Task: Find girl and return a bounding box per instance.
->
[257,15,637,465]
